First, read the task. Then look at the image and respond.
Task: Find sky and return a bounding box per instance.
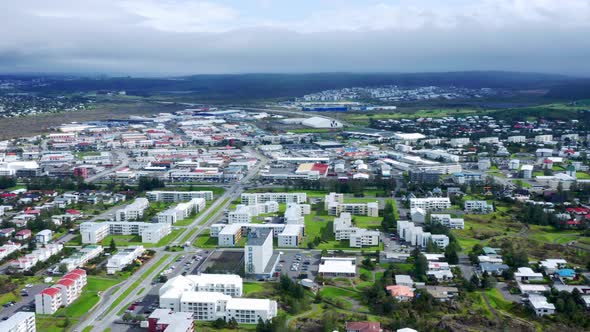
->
[1,0,590,76]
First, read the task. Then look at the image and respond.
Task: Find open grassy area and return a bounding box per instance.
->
[243,282,267,296]
[199,197,230,225]
[55,276,122,318]
[320,286,361,300]
[288,128,342,134]
[484,288,513,311]
[576,172,590,179]
[194,321,257,331]
[353,215,382,229]
[194,230,218,248]
[100,229,182,248]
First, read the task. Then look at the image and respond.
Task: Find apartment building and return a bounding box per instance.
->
[430,214,465,229]
[160,274,243,308]
[218,224,243,247]
[35,229,52,244]
[157,198,205,224]
[464,200,494,214]
[146,190,214,202]
[115,198,149,221]
[35,287,62,314]
[0,312,36,332]
[397,220,449,249]
[349,229,380,248]
[59,246,104,271]
[409,197,451,211]
[325,193,379,217]
[10,243,63,272]
[507,135,526,143]
[245,229,273,275]
[277,224,304,247]
[106,246,145,274]
[240,192,307,205]
[225,298,278,324]
[80,221,171,244]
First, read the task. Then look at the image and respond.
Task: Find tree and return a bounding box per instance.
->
[412,249,428,280]
[28,241,37,251]
[109,238,117,252]
[58,263,68,274]
[213,318,226,329]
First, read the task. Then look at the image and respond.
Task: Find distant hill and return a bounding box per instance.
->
[545,79,590,100]
[3,71,575,101]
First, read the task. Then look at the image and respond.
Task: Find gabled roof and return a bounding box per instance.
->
[345,321,381,332]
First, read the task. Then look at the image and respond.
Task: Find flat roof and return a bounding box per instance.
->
[226,298,274,311]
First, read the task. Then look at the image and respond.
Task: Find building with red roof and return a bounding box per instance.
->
[345,321,382,332]
[15,229,32,240]
[35,287,63,314]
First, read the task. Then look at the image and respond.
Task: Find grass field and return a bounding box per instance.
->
[320,286,361,300]
[243,282,267,296]
[193,230,218,248]
[199,197,230,225]
[353,215,382,229]
[484,288,513,311]
[576,172,590,179]
[55,276,122,318]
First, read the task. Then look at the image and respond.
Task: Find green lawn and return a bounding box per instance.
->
[36,316,73,332]
[320,286,361,300]
[576,172,590,179]
[55,276,122,318]
[193,230,218,248]
[353,215,382,229]
[174,215,197,226]
[100,229,182,248]
[199,197,230,225]
[484,288,513,311]
[243,282,267,296]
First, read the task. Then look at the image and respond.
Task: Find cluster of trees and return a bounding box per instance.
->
[282,178,395,197]
[307,221,332,249]
[381,201,396,231]
[213,317,238,329]
[25,177,97,191]
[467,271,497,291]
[546,288,590,329]
[137,176,165,191]
[423,222,460,264]
[0,176,16,189]
[277,274,309,314]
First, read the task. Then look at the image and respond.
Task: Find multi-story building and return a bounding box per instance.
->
[349,229,380,248]
[464,200,494,214]
[0,312,36,332]
[157,198,205,224]
[449,137,469,147]
[160,274,243,309]
[218,224,243,247]
[507,136,526,143]
[240,193,307,205]
[325,193,379,217]
[397,220,449,249]
[430,214,465,229]
[225,298,278,324]
[146,190,214,202]
[245,229,273,275]
[80,221,171,244]
[409,197,451,211]
[35,229,52,244]
[35,287,63,314]
[115,198,149,221]
[277,224,304,247]
[106,246,145,274]
[59,246,103,271]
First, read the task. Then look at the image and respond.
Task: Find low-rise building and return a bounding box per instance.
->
[318,257,357,278]
[528,295,555,316]
[148,309,194,332]
[106,246,145,274]
[409,197,451,211]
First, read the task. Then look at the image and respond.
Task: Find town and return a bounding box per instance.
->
[0,99,588,332]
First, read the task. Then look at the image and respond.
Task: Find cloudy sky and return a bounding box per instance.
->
[1,0,590,76]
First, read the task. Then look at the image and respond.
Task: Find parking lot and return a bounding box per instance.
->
[0,283,49,320]
[123,250,210,318]
[276,251,321,280]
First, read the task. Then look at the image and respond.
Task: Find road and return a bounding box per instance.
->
[76,145,269,332]
[84,150,130,183]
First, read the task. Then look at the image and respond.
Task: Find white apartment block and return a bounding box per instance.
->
[535,134,553,143]
[59,246,103,271]
[240,192,307,205]
[349,229,380,248]
[479,137,499,144]
[146,190,214,202]
[430,214,465,229]
[225,298,278,324]
[80,221,171,244]
[218,224,243,247]
[10,243,64,272]
[409,197,451,211]
[397,220,449,249]
[284,204,305,224]
[333,213,379,248]
[160,274,244,309]
[277,224,304,247]
[245,229,273,275]
[449,137,469,147]
[0,312,36,332]
[228,202,280,224]
[507,136,526,143]
[115,198,149,221]
[106,246,145,274]
[36,269,87,314]
[464,200,494,214]
[325,193,379,217]
[157,198,205,224]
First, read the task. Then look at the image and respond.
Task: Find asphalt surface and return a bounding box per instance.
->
[0,283,48,319]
